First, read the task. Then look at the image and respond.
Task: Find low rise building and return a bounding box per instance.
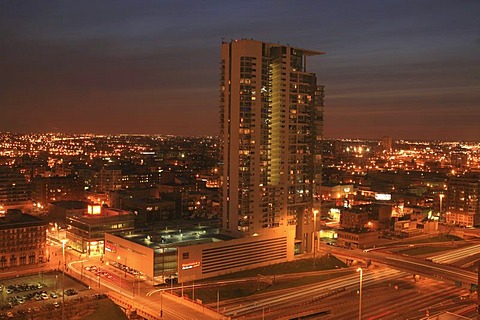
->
[48,200,88,227]
[336,229,379,249]
[31,175,85,207]
[0,210,47,268]
[66,204,135,256]
[104,225,295,283]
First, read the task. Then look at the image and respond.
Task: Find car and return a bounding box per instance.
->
[50,292,58,299]
[64,289,77,296]
[41,293,49,300]
[53,302,60,308]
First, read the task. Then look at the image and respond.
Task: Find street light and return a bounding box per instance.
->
[160,290,163,319]
[313,209,318,267]
[439,194,444,214]
[61,239,68,320]
[117,255,127,290]
[356,268,363,320]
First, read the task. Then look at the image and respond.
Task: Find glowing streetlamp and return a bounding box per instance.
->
[439,194,444,214]
[313,209,319,267]
[61,239,68,320]
[356,268,363,320]
[117,255,127,290]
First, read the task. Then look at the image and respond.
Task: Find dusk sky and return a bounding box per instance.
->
[1,1,479,141]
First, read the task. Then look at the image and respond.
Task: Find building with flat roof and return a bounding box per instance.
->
[66,204,135,256]
[220,39,324,254]
[104,224,294,283]
[336,228,379,250]
[31,175,85,207]
[0,210,47,268]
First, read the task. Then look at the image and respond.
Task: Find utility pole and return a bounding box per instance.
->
[477,262,479,320]
[313,209,318,267]
[160,291,163,319]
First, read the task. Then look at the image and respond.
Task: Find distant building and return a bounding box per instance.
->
[0,210,47,268]
[220,39,324,255]
[0,166,31,213]
[319,183,355,202]
[31,175,85,207]
[340,209,369,229]
[123,197,176,227]
[336,229,379,249]
[97,167,122,192]
[381,136,393,151]
[48,200,88,227]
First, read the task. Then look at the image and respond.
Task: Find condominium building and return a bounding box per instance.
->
[0,166,31,212]
[446,172,480,227]
[31,175,85,207]
[220,39,324,253]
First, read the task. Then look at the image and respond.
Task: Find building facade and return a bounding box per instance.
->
[66,204,135,255]
[220,39,324,253]
[446,172,480,227]
[104,224,294,283]
[31,175,85,207]
[0,166,31,213]
[0,210,47,268]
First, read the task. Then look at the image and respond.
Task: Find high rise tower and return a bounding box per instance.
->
[446,172,480,227]
[220,39,324,252]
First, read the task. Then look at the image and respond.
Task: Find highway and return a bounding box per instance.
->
[32,238,480,319]
[329,246,478,287]
[325,277,475,320]
[218,268,405,318]
[428,243,480,265]
[203,266,474,320]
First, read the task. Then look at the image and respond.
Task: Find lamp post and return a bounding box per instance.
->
[61,239,68,320]
[160,290,163,319]
[439,194,444,214]
[117,255,127,290]
[313,209,318,267]
[97,267,101,288]
[356,268,363,320]
[117,256,122,290]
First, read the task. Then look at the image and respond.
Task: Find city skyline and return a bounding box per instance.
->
[1,0,479,141]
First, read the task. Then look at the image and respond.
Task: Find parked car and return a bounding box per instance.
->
[64,289,77,296]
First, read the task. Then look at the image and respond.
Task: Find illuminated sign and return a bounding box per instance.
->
[105,242,117,253]
[375,194,392,201]
[181,261,200,270]
[87,204,101,215]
